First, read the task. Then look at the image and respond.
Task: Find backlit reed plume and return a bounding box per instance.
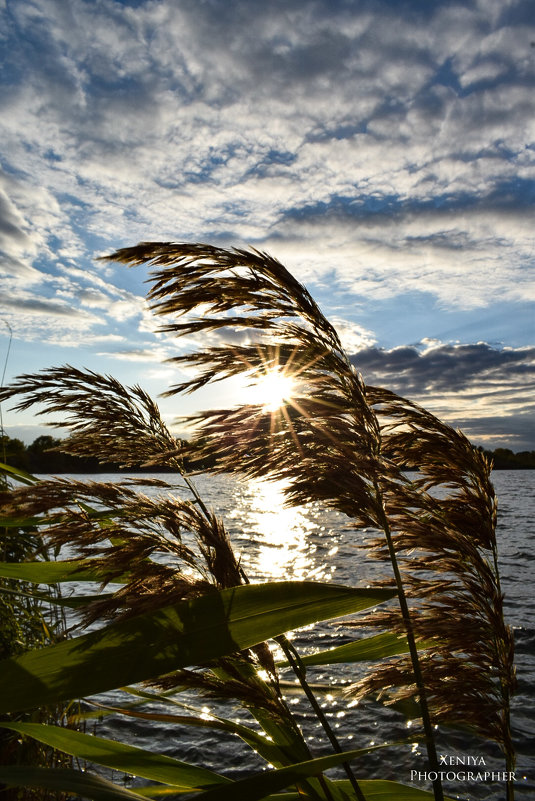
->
[0,474,246,619]
[0,242,516,801]
[353,388,516,764]
[3,367,182,469]
[105,242,515,798]
[0,367,322,783]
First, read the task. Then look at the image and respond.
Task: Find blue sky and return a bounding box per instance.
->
[0,0,534,450]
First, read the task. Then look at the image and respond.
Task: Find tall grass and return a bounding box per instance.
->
[1,324,75,800]
[0,243,515,801]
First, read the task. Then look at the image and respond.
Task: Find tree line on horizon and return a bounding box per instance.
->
[1,433,534,473]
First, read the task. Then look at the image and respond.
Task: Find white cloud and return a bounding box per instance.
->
[328,317,376,352]
[0,0,533,448]
[0,293,104,345]
[96,347,171,363]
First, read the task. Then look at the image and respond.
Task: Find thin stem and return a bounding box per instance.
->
[373,480,444,801]
[183,471,212,520]
[1,321,13,478]
[277,635,367,801]
[491,542,515,801]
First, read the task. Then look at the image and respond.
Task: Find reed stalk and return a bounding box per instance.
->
[371,479,443,801]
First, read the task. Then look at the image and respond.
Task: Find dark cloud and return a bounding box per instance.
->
[350,342,535,448]
[351,342,535,395]
[279,177,535,230]
[0,191,29,245]
[0,296,85,317]
[455,413,535,452]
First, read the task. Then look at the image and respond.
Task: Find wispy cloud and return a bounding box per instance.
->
[0,0,533,446]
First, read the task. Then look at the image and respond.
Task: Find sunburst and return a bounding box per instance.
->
[246,367,296,412]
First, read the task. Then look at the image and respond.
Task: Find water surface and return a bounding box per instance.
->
[56,470,534,800]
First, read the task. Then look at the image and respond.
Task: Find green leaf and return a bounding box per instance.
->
[0,559,110,583]
[355,781,456,800]
[0,766,148,801]
[0,515,44,527]
[256,780,456,801]
[279,632,414,668]
[82,693,287,766]
[0,583,114,609]
[0,581,395,713]
[134,789,191,798]
[1,723,229,790]
[191,744,422,801]
[331,780,457,801]
[0,461,37,485]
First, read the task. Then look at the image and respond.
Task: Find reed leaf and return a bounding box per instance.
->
[0,723,230,790]
[0,767,148,801]
[0,559,109,583]
[0,581,395,713]
[263,782,456,801]
[0,460,37,485]
[190,745,441,801]
[277,632,425,668]
[80,697,291,767]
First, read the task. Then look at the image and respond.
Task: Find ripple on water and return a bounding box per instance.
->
[82,470,534,801]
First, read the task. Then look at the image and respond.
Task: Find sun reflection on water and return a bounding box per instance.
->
[230,478,331,581]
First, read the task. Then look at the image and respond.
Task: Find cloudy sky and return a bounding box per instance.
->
[0,0,534,451]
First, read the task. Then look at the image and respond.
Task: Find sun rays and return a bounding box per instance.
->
[246,367,296,412]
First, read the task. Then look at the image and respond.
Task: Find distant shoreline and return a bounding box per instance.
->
[2,434,535,473]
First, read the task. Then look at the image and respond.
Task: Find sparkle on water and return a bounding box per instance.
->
[228,478,336,582]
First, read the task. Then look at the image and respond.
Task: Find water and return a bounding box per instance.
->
[59,470,534,800]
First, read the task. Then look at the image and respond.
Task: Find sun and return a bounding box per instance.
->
[248,368,296,412]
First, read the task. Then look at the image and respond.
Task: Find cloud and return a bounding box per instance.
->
[75,285,146,322]
[0,287,106,345]
[1,0,532,291]
[329,317,377,352]
[0,178,45,283]
[0,222,150,346]
[350,340,535,447]
[352,340,535,393]
[98,346,172,363]
[0,0,533,445]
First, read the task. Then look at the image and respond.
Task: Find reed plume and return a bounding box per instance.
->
[105,242,515,795]
[0,476,244,623]
[0,242,516,801]
[2,366,182,469]
[0,363,329,789]
[354,388,516,761]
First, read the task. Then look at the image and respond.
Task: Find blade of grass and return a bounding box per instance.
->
[191,743,422,801]
[83,698,290,766]
[0,766,148,801]
[0,460,37,485]
[0,559,115,583]
[277,632,425,668]
[0,583,114,609]
[0,581,395,713]
[1,723,230,790]
[236,780,458,801]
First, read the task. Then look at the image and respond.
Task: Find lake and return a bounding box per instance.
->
[64,469,534,801]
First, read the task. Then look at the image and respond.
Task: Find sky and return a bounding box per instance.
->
[0,0,534,451]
